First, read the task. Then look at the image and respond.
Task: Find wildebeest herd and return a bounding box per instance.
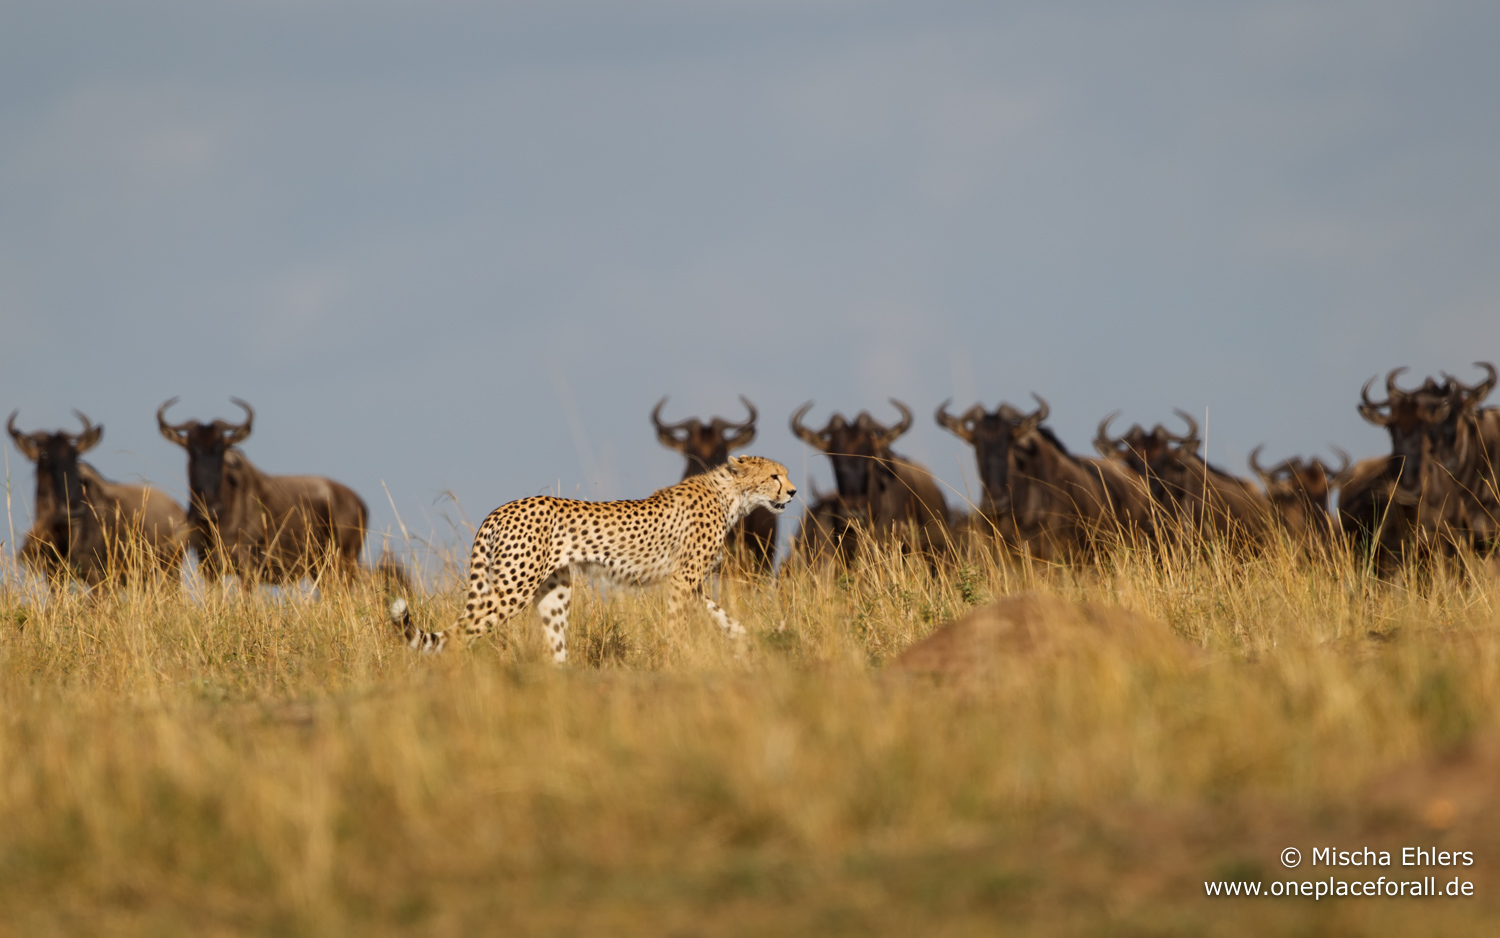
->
[6,399,390,588]
[7,362,1500,589]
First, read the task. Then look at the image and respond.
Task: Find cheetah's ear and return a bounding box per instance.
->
[726,455,746,474]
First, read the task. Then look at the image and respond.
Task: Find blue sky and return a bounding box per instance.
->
[3,1,1498,562]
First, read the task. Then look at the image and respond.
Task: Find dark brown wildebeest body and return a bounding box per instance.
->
[1097,411,1272,543]
[9,410,188,585]
[652,395,777,572]
[791,487,862,568]
[1248,445,1348,543]
[1334,454,1392,546]
[936,396,1151,561]
[1468,403,1500,551]
[790,399,950,561]
[158,398,370,585]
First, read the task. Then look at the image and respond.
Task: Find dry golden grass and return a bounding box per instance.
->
[1,524,1498,936]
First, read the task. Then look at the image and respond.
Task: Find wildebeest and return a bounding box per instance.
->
[936,396,1151,560]
[1338,369,1466,568]
[157,397,372,584]
[8,410,188,585]
[1247,445,1347,542]
[789,400,950,560]
[651,395,777,571]
[1429,363,1500,554]
[788,484,862,568]
[1096,410,1272,542]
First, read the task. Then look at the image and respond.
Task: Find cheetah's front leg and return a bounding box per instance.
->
[703,596,747,638]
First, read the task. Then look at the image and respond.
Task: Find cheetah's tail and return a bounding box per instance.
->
[388,598,450,654]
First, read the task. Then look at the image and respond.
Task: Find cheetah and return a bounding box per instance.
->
[389,455,795,661]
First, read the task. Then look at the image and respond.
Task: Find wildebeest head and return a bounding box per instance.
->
[8,410,103,542]
[157,397,253,522]
[1249,445,1349,517]
[790,399,913,499]
[1440,361,1497,412]
[1096,410,1214,508]
[1155,411,1205,500]
[935,396,1047,509]
[1095,414,1173,479]
[652,395,758,478]
[1357,368,1450,497]
[1428,362,1497,470]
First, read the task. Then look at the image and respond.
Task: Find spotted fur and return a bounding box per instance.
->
[390,455,795,661]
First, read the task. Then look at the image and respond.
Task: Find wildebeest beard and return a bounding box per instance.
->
[185,432,229,522]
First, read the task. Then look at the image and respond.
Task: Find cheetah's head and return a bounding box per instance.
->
[725,455,796,515]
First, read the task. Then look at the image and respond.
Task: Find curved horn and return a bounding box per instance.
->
[6,411,39,462]
[1327,445,1351,477]
[1357,377,1395,427]
[728,395,757,431]
[1031,394,1050,424]
[1385,367,1411,399]
[790,401,828,451]
[1248,446,1298,482]
[157,397,191,448]
[1471,361,1497,403]
[1248,444,1269,480]
[1451,362,1499,406]
[1094,411,1123,456]
[651,396,694,451]
[934,398,975,443]
[70,410,102,454]
[224,397,254,445]
[723,395,758,450]
[1323,445,1354,485]
[881,399,913,445]
[1169,409,1200,453]
[651,396,695,432]
[1167,409,1198,440]
[650,396,671,429]
[1018,394,1049,435]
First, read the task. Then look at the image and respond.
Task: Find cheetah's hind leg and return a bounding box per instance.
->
[388,564,551,656]
[534,567,573,663]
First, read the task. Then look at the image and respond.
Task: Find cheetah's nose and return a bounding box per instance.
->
[787,487,797,499]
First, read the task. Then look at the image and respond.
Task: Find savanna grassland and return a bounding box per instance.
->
[2,529,1499,937]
